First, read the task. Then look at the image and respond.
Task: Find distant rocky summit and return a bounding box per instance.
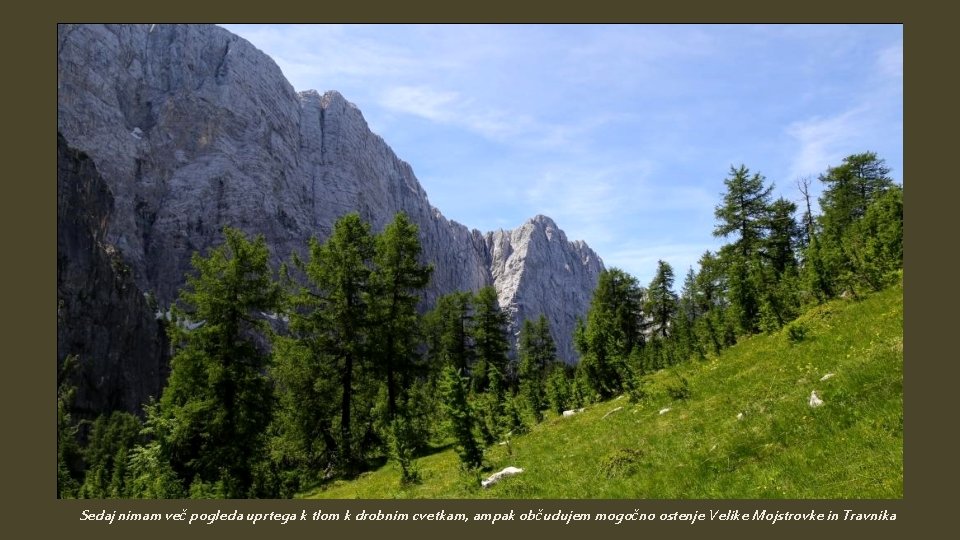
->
[57,23,603,415]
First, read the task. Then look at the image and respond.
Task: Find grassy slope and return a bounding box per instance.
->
[302,281,903,499]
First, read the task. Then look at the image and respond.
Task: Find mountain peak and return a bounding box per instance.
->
[486,214,604,362]
[528,214,558,228]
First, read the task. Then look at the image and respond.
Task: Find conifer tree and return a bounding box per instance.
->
[545,365,573,414]
[57,356,81,498]
[298,213,375,476]
[714,165,774,334]
[158,227,280,497]
[692,251,730,355]
[819,152,895,241]
[676,267,704,359]
[714,165,774,260]
[477,362,508,445]
[646,260,678,339]
[842,185,903,292]
[815,153,898,296]
[425,291,474,371]
[471,286,511,392]
[78,411,142,498]
[439,365,483,469]
[764,198,801,278]
[518,315,556,422]
[576,268,645,399]
[370,212,433,419]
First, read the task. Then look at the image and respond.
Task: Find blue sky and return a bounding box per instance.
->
[220,24,902,286]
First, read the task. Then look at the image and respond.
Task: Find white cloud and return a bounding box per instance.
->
[220,23,902,281]
[378,84,593,151]
[222,24,420,87]
[786,107,867,181]
[380,86,461,123]
[785,36,902,184]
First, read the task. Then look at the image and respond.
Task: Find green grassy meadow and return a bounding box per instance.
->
[302,281,903,499]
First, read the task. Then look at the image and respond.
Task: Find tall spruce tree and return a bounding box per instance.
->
[692,251,733,355]
[714,165,774,259]
[672,267,702,360]
[159,227,280,497]
[757,197,802,330]
[270,331,340,486]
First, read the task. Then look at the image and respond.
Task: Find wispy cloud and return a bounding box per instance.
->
[378,84,599,151]
[785,35,902,183]
[786,107,868,181]
[223,25,421,85]
[523,160,714,246]
[379,86,461,123]
[221,23,902,284]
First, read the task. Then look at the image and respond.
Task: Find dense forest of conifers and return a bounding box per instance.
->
[57,151,902,499]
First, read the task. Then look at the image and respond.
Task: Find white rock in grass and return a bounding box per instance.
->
[659,408,671,415]
[736,412,744,421]
[562,408,585,417]
[481,466,524,488]
[820,373,835,381]
[809,391,824,408]
[602,406,623,419]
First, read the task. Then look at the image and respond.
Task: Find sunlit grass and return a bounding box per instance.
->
[301,281,903,499]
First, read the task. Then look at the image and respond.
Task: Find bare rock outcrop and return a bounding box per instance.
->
[486,215,604,362]
[57,132,169,418]
[57,23,604,415]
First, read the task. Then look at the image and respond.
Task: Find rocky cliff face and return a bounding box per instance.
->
[57,23,602,391]
[58,133,169,418]
[485,215,604,361]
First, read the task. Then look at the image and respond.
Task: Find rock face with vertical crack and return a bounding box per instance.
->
[57,24,604,414]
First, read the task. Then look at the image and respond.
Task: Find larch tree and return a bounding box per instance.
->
[714,165,774,334]
[471,286,511,392]
[646,260,679,339]
[816,152,897,297]
[575,268,645,399]
[158,227,280,497]
[425,291,475,371]
[370,212,433,420]
[299,213,375,476]
[518,314,556,422]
